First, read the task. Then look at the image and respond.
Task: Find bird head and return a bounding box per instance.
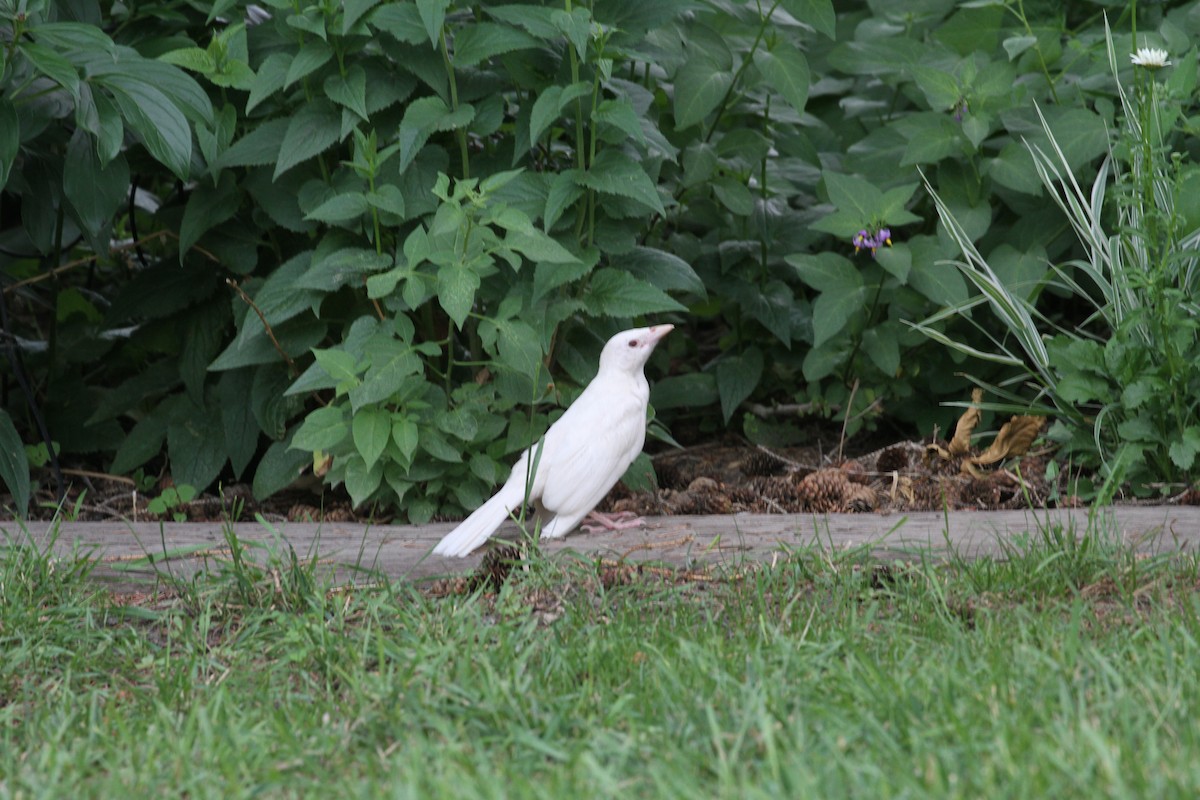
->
[598,324,674,374]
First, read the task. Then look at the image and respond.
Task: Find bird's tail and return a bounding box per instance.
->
[432,483,524,557]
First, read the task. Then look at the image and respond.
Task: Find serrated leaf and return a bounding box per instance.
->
[416,0,450,47]
[304,192,369,223]
[352,406,391,471]
[217,118,290,169]
[753,42,810,116]
[452,22,541,67]
[0,409,30,517]
[544,169,584,231]
[578,150,665,214]
[366,184,406,217]
[716,347,763,423]
[247,53,292,113]
[274,99,342,179]
[324,65,368,120]
[286,39,333,87]
[593,97,645,144]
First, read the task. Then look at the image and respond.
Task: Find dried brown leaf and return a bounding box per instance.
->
[949,388,984,455]
[963,415,1045,473]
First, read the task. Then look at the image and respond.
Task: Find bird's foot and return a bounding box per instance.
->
[580,510,645,533]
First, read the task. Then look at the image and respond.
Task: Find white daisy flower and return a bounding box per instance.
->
[1130,48,1171,68]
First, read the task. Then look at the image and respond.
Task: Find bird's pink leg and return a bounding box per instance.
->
[580,510,645,533]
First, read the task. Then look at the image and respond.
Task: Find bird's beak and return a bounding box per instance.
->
[648,324,674,342]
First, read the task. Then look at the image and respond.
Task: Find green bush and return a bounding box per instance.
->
[3,0,1199,516]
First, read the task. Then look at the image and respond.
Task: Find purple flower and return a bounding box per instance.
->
[850,227,893,257]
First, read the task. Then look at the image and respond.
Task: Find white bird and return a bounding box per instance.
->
[433,324,673,557]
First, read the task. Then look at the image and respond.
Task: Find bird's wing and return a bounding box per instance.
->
[535,388,646,536]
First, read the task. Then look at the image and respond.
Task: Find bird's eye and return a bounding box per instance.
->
[628,339,639,347]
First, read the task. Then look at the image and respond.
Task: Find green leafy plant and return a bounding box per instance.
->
[146,483,197,522]
[913,20,1200,496]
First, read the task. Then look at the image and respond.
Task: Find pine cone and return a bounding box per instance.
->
[796,468,850,513]
[741,450,788,477]
[875,445,911,473]
[845,483,877,512]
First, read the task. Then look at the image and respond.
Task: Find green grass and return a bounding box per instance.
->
[3,519,1200,798]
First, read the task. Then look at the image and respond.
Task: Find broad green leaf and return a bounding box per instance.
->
[452,22,540,67]
[397,96,475,172]
[20,42,80,96]
[532,256,594,303]
[111,411,169,475]
[543,169,584,231]
[584,268,686,317]
[552,7,592,60]
[179,171,238,257]
[811,285,868,348]
[716,347,764,423]
[286,41,334,88]
[275,99,342,178]
[621,247,706,298]
[529,82,589,145]
[369,3,428,44]
[366,185,406,217]
[63,131,129,249]
[103,77,192,179]
[324,65,368,120]
[592,97,645,145]
[787,252,860,293]
[313,348,363,385]
[862,326,901,376]
[438,265,481,328]
[1002,35,1038,60]
[0,409,30,517]
[651,372,719,410]
[292,406,350,451]
[352,406,391,471]
[392,415,419,462]
[504,228,579,265]
[92,56,213,124]
[217,369,259,479]
[484,4,560,39]
[217,118,290,168]
[780,0,836,38]
[908,255,970,308]
[1169,427,1200,470]
[1,97,19,187]
[578,150,665,214]
[353,338,424,407]
[344,456,384,506]
[416,0,451,48]
[674,54,733,131]
[342,0,382,34]
[437,407,479,442]
[305,192,369,223]
[753,42,810,116]
[247,52,291,113]
[167,400,227,491]
[253,434,311,499]
[912,66,961,111]
[823,171,883,221]
[296,247,391,291]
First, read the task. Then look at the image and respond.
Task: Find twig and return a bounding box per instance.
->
[226,278,298,374]
[837,378,860,463]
